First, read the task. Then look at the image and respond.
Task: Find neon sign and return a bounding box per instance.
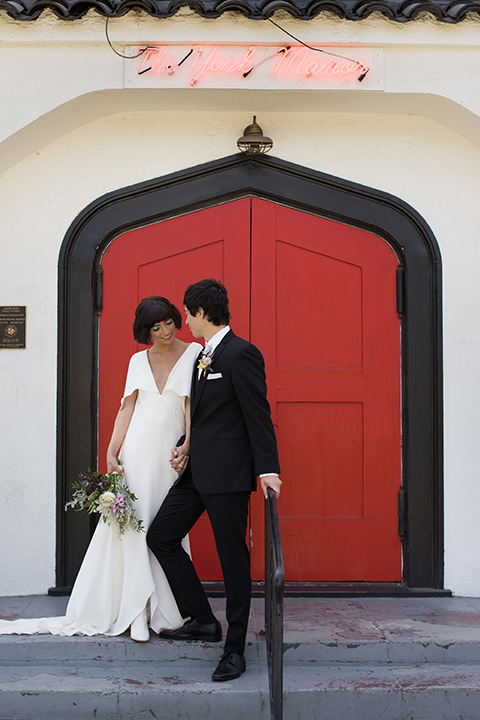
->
[125,45,383,91]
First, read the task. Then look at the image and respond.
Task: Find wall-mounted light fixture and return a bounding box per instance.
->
[237,116,273,155]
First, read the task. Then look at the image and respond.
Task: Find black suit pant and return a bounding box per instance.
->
[147,467,251,654]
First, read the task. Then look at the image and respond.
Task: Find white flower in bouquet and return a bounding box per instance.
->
[98,491,116,508]
[65,468,144,537]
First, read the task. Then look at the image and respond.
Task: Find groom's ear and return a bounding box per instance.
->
[198,307,206,319]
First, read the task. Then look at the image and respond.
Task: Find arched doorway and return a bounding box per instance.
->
[99,197,402,583]
[54,154,443,593]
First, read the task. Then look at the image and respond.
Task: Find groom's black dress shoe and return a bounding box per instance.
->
[159,618,222,642]
[212,651,246,681]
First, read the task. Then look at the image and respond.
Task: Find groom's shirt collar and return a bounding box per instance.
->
[205,325,230,353]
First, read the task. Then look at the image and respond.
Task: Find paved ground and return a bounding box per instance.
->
[2,594,480,719]
[2,593,480,650]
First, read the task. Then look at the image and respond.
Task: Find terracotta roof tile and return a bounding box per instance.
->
[1,0,479,21]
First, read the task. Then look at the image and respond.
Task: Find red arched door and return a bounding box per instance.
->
[99,197,401,582]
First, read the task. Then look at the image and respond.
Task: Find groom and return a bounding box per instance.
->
[147,278,281,681]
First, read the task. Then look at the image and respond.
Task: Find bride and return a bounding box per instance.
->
[0,296,202,642]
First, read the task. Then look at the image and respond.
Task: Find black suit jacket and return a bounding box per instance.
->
[188,330,280,494]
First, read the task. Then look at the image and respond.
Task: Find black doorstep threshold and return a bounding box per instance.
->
[204,582,452,598]
[49,582,452,598]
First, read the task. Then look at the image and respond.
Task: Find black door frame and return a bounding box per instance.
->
[54,154,444,593]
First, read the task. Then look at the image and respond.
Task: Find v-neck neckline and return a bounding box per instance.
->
[146,345,190,395]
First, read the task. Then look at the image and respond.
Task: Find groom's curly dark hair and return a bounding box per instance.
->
[184,279,231,326]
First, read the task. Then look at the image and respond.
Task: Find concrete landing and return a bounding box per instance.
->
[2,595,480,719]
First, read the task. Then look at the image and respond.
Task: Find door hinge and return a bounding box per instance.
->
[398,487,406,541]
[95,267,103,315]
[396,267,405,317]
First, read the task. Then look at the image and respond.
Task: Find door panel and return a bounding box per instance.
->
[277,402,364,518]
[276,241,363,368]
[99,200,251,579]
[249,198,401,581]
[99,197,401,583]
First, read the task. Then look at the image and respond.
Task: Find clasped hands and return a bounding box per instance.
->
[169,444,189,473]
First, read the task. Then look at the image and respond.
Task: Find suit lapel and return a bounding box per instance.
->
[190,348,203,406]
[191,330,233,418]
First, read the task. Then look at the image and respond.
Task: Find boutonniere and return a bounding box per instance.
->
[198,350,214,377]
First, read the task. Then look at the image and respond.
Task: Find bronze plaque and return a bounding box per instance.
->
[0,306,26,349]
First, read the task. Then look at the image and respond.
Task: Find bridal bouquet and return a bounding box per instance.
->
[65,468,144,536]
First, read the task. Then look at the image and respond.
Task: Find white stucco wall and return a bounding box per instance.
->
[1,9,480,596]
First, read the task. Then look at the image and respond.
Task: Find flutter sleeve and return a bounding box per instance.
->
[120,350,157,406]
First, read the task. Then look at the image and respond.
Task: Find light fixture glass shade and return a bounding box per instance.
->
[237,116,273,155]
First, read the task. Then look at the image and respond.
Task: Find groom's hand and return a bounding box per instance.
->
[260,474,282,499]
[170,446,189,472]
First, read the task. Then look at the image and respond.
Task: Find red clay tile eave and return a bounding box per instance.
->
[1,0,480,22]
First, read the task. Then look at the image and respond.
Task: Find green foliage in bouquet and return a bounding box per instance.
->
[65,468,144,536]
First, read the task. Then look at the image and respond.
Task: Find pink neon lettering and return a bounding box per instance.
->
[294,48,310,75]
[136,44,369,84]
[273,47,304,75]
[189,46,215,85]
[137,46,182,76]
[304,59,336,77]
[232,47,257,74]
[343,61,359,74]
[188,46,258,85]
[137,47,158,75]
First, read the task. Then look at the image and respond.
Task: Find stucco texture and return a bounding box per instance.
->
[1,10,480,595]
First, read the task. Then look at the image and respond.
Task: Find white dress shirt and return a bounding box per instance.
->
[205,324,231,354]
[197,325,231,380]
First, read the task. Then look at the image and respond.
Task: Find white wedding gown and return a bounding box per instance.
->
[0,342,202,637]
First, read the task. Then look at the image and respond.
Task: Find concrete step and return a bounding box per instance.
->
[2,633,480,719]
[283,663,480,720]
[2,630,479,666]
[0,657,268,720]
[2,595,480,719]
[2,653,480,720]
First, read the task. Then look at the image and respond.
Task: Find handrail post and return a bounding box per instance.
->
[265,487,284,720]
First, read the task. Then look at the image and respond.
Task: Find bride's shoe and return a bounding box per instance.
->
[130,609,149,643]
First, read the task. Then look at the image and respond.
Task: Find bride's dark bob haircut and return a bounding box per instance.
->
[133,296,182,345]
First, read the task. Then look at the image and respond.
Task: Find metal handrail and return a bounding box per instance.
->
[265,486,285,720]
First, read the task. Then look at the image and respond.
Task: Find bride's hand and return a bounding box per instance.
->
[106,454,125,476]
[170,445,189,472]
